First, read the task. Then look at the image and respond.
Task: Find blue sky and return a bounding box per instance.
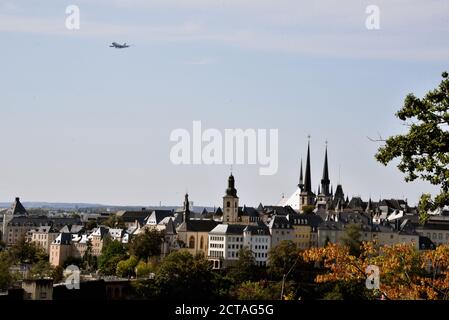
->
[0,0,448,207]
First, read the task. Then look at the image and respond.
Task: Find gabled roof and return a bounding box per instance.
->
[116,210,151,223]
[264,205,296,216]
[244,222,270,236]
[53,233,72,245]
[347,197,366,211]
[91,226,110,238]
[209,224,246,235]
[59,224,84,234]
[287,213,323,228]
[177,219,219,233]
[239,206,260,217]
[165,218,177,235]
[9,197,27,216]
[147,210,174,225]
[268,215,293,229]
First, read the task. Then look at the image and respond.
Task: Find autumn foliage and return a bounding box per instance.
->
[302,241,449,300]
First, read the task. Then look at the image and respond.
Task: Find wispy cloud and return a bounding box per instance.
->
[184,57,220,65]
[1,0,449,61]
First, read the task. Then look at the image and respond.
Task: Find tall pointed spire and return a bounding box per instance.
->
[298,158,304,191]
[321,142,330,196]
[183,193,190,222]
[304,137,312,193]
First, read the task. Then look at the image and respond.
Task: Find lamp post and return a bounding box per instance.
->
[280,256,300,300]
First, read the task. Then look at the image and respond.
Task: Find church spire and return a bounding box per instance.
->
[321,142,330,196]
[298,158,304,191]
[304,138,312,193]
[183,193,190,222]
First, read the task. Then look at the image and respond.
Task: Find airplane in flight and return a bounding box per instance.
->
[109,42,130,49]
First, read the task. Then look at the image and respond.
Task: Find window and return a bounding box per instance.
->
[189,236,195,248]
[227,201,230,207]
[200,236,204,249]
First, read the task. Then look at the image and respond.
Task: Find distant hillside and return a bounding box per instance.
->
[0,202,216,212]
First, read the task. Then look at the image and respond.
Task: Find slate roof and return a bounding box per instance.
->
[244,222,270,236]
[268,215,294,229]
[7,216,81,227]
[209,224,247,235]
[147,210,174,224]
[177,219,219,233]
[9,197,28,216]
[263,205,296,216]
[53,233,72,245]
[287,213,323,228]
[116,210,151,224]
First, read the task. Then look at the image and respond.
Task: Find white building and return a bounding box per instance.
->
[208,223,271,269]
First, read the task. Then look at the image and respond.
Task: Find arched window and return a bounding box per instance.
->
[200,236,204,249]
[227,201,230,207]
[189,236,195,248]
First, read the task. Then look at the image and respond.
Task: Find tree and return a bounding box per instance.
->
[53,266,64,283]
[98,240,127,275]
[29,260,54,279]
[129,229,164,260]
[0,252,12,291]
[302,242,449,300]
[8,235,45,264]
[234,280,295,300]
[103,214,126,229]
[136,258,159,278]
[227,247,257,283]
[85,220,98,230]
[340,223,362,256]
[155,251,218,300]
[82,239,96,271]
[302,205,315,215]
[375,71,449,223]
[116,256,138,278]
[268,240,301,280]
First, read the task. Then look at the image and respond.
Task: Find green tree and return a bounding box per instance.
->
[82,239,96,271]
[340,223,362,256]
[129,229,164,260]
[116,256,138,278]
[155,251,217,300]
[29,260,54,279]
[8,235,45,264]
[104,214,126,229]
[98,239,126,275]
[52,265,64,283]
[85,220,98,230]
[136,259,158,278]
[0,252,12,291]
[268,240,301,280]
[227,247,257,283]
[234,280,295,300]
[302,205,315,215]
[375,71,449,223]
